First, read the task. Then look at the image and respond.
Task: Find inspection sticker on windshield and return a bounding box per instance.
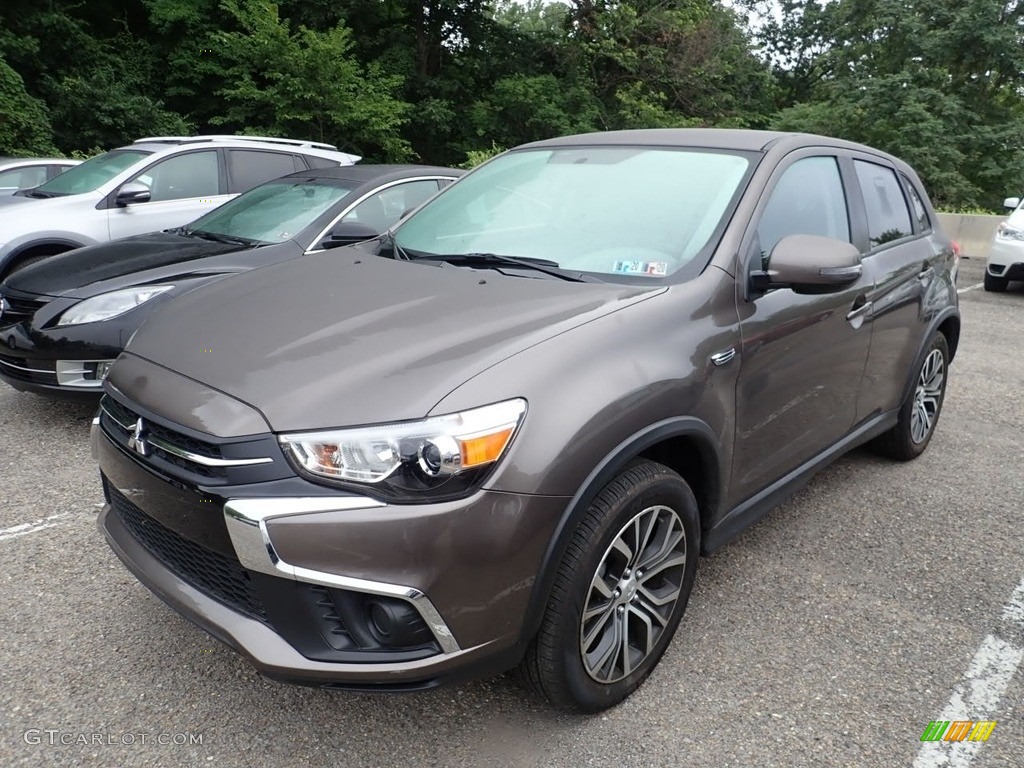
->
[612,260,668,276]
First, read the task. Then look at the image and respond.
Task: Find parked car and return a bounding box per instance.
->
[0,135,360,279]
[92,129,960,712]
[0,157,81,195]
[984,195,1024,291]
[0,165,460,396]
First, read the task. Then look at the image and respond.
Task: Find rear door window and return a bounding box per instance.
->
[227,150,302,193]
[854,160,913,247]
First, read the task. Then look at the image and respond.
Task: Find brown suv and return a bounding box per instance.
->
[92,129,960,712]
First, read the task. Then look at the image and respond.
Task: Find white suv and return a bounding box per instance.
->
[0,136,359,277]
[985,195,1024,292]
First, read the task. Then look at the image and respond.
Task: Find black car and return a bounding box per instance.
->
[0,164,461,397]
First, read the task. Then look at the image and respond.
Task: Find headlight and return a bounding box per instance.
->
[996,222,1024,242]
[57,285,174,326]
[280,398,527,502]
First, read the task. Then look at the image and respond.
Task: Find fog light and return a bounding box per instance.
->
[365,598,434,648]
[94,360,114,380]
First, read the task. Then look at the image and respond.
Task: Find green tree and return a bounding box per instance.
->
[0,56,57,155]
[745,0,1024,208]
[211,0,412,160]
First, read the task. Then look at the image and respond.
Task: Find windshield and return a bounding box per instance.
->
[394,146,752,279]
[33,150,149,196]
[185,178,353,244]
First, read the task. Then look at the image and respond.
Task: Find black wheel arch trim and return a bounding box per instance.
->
[516,416,724,649]
[3,239,85,273]
[898,308,959,406]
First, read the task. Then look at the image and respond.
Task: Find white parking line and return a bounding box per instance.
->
[0,512,78,542]
[913,575,1024,767]
[957,282,984,294]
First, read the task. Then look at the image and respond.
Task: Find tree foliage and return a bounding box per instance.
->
[1,0,1022,206]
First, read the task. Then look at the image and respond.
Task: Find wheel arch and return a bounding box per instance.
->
[1,238,84,277]
[516,417,724,648]
[897,309,959,406]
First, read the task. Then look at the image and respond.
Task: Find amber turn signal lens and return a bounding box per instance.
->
[459,427,515,468]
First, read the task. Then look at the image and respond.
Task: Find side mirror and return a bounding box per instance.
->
[116,181,151,207]
[752,234,862,295]
[1003,196,1020,210]
[321,221,381,249]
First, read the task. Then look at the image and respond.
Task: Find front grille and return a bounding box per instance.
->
[100,394,226,479]
[107,482,267,622]
[0,293,48,325]
[0,352,57,384]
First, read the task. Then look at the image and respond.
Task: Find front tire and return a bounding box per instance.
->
[520,459,700,712]
[983,271,1008,292]
[873,331,949,461]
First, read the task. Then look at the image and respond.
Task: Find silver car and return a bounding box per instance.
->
[0,157,80,195]
[0,135,359,278]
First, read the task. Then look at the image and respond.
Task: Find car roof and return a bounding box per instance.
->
[122,136,361,164]
[0,157,80,168]
[277,164,464,184]
[518,128,898,158]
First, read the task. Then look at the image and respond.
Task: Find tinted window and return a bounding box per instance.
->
[757,156,850,261]
[136,151,220,202]
[396,148,752,279]
[342,180,440,233]
[0,165,47,190]
[35,150,149,195]
[902,175,930,232]
[854,160,913,247]
[228,150,300,193]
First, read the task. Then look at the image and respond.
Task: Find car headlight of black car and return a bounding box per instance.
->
[279,398,527,501]
[57,285,175,326]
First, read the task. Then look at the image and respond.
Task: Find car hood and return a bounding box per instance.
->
[123,249,662,432]
[0,193,39,210]
[7,232,250,296]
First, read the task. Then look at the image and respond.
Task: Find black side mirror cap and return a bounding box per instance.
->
[322,221,381,249]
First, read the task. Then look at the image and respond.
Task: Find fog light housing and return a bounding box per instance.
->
[55,359,116,388]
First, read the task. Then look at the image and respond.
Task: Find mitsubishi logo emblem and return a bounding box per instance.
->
[127,417,149,456]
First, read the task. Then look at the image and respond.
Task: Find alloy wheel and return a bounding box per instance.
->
[580,504,687,684]
[910,348,944,444]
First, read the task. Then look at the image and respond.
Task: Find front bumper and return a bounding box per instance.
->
[986,238,1024,281]
[93,416,567,688]
[0,299,122,398]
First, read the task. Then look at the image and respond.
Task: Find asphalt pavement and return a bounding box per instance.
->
[0,256,1021,767]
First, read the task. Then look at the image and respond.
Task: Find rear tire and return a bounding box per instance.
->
[983,271,1008,292]
[872,331,949,461]
[519,459,700,712]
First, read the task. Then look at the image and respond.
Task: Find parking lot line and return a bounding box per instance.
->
[0,512,78,542]
[913,575,1024,767]
[957,282,984,294]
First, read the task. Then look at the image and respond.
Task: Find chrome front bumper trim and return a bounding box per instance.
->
[223,497,460,654]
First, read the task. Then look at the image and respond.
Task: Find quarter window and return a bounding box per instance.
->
[757,156,851,263]
[854,160,913,247]
[902,176,931,232]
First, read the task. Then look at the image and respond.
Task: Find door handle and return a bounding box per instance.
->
[846,299,873,323]
[918,262,934,279]
[710,348,736,366]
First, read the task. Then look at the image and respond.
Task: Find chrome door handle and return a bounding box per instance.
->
[710,348,736,366]
[846,301,873,321]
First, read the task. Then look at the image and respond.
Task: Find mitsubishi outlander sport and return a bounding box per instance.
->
[93,129,960,712]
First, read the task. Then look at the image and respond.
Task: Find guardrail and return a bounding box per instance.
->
[936,213,1006,259]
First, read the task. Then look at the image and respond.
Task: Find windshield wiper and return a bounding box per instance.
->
[415,252,600,283]
[19,189,60,199]
[184,229,259,247]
